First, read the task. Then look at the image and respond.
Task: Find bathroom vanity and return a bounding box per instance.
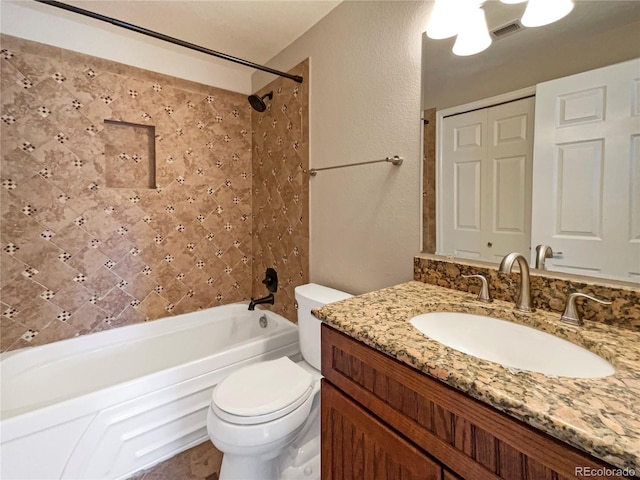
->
[315,282,640,479]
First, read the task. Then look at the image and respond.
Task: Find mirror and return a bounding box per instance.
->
[421,0,640,283]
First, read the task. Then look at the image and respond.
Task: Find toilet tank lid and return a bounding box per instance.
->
[294,283,352,305]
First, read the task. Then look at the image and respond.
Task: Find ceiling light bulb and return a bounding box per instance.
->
[452,5,492,56]
[521,0,574,27]
[427,0,465,39]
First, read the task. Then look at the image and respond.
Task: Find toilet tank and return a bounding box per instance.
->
[294,283,352,370]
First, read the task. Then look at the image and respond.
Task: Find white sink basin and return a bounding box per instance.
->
[410,312,615,378]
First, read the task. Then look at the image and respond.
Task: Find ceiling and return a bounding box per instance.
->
[422,0,640,103]
[423,0,640,67]
[60,0,342,65]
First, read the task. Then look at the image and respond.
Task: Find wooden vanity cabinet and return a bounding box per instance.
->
[320,325,627,480]
[322,382,441,479]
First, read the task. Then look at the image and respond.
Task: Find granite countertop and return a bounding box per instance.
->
[313,281,640,472]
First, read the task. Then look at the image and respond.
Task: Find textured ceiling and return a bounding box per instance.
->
[422,0,640,99]
[61,0,341,64]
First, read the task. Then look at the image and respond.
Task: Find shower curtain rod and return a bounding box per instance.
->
[33,0,304,84]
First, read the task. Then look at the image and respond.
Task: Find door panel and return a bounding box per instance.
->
[532,58,640,280]
[442,110,486,259]
[455,161,481,231]
[440,97,534,262]
[555,140,603,237]
[493,157,527,232]
[486,98,534,262]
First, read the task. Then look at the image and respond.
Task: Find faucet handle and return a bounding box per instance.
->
[462,274,493,303]
[561,292,612,326]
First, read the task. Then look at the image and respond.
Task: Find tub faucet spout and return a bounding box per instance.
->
[248,293,274,311]
[499,252,535,313]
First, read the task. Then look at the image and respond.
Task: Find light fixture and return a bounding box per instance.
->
[521,0,574,27]
[426,0,461,39]
[426,0,574,57]
[452,4,492,56]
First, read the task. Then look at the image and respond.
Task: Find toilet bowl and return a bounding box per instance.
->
[206,283,352,480]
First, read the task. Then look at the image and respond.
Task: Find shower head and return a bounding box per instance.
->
[248,91,273,112]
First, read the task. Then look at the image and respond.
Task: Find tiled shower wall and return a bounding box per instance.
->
[0,34,254,351]
[251,60,309,322]
[422,108,436,254]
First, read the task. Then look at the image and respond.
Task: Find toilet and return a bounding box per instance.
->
[206,283,352,480]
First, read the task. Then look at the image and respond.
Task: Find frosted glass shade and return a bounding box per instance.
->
[426,0,461,39]
[521,0,574,27]
[452,6,492,56]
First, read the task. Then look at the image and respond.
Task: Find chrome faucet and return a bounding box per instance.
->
[499,252,534,313]
[561,292,612,326]
[534,244,553,270]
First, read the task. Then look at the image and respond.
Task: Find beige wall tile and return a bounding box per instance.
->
[251,60,309,322]
[0,317,29,351]
[67,302,109,334]
[1,35,309,352]
[48,281,92,314]
[29,319,78,347]
[11,297,63,331]
[1,34,255,348]
[138,291,170,320]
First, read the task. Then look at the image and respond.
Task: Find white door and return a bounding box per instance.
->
[440,97,534,262]
[441,108,485,260]
[531,58,640,281]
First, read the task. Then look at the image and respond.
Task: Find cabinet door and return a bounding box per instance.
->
[443,470,463,480]
[322,325,626,480]
[321,381,441,480]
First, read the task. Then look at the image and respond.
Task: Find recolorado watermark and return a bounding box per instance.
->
[575,466,636,477]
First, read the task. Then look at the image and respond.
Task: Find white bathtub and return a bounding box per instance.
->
[0,304,299,480]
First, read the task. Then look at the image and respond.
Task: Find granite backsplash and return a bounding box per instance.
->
[414,255,640,330]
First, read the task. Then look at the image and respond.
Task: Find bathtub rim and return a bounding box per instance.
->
[0,303,284,364]
[0,303,299,441]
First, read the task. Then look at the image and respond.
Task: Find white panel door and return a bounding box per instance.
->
[441,98,534,261]
[486,97,534,262]
[441,109,485,259]
[531,58,640,281]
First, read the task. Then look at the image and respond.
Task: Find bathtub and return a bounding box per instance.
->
[0,304,299,480]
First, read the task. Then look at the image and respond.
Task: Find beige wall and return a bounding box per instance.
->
[251,0,639,297]
[253,1,431,295]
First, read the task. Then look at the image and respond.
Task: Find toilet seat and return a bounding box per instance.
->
[212,357,315,425]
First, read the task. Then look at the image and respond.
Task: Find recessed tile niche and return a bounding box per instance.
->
[104,120,156,189]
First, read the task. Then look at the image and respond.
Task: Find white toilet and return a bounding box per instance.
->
[206,283,352,480]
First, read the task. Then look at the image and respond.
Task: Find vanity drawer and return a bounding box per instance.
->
[321,324,629,480]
